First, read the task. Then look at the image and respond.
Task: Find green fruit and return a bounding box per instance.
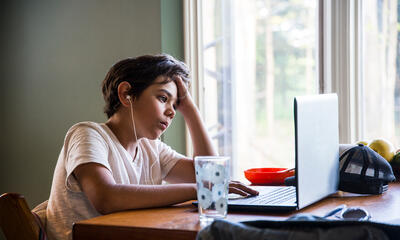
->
[391,152,400,167]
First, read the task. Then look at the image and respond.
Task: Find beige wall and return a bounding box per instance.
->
[0,0,185,216]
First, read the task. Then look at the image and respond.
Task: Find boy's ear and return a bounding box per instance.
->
[118,81,133,107]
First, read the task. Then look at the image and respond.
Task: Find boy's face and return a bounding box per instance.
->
[131,76,178,140]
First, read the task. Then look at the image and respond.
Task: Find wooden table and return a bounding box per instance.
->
[73,183,400,240]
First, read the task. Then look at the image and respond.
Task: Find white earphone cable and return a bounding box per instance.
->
[128,96,156,185]
[128,97,138,143]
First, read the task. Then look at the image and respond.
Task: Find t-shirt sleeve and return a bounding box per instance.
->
[64,125,111,192]
[157,140,186,179]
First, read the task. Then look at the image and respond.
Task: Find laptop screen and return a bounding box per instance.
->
[295,94,339,209]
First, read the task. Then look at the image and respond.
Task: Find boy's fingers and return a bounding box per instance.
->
[173,75,189,100]
[229,186,251,197]
[242,185,259,196]
[229,182,259,196]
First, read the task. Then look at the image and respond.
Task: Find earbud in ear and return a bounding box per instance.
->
[127,95,131,100]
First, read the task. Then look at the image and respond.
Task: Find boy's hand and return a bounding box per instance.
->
[229,181,259,197]
[173,75,194,112]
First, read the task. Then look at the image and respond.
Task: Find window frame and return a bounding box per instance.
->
[183,0,203,156]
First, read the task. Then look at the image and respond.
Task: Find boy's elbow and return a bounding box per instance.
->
[88,189,116,215]
[97,206,113,215]
[93,200,113,215]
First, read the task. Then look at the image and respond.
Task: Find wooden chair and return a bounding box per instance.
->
[0,193,47,240]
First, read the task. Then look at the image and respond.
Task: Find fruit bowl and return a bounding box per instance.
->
[244,168,295,185]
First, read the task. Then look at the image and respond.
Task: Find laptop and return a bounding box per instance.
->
[228,93,340,211]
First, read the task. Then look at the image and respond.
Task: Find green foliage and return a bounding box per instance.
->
[254,0,317,131]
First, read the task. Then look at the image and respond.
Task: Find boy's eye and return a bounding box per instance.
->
[158,96,167,103]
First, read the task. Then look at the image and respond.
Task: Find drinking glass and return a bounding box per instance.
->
[194,156,230,222]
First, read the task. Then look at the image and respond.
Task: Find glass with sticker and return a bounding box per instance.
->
[194,156,230,222]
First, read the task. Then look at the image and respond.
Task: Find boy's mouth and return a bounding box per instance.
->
[160,121,168,129]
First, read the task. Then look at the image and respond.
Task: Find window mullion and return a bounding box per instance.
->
[354,0,363,143]
[328,0,361,144]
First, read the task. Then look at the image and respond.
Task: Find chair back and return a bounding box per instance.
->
[0,193,40,240]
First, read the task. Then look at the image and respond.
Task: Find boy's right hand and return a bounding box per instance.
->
[228,181,259,197]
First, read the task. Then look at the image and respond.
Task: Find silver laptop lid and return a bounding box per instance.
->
[295,94,339,209]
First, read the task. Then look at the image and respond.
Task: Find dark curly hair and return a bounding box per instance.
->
[101,54,190,118]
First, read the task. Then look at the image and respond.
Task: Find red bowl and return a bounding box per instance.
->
[244,168,295,185]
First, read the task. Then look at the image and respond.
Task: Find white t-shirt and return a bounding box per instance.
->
[46,122,184,240]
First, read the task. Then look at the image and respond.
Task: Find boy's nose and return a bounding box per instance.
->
[166,107,175,119]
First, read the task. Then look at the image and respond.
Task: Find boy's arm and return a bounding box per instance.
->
[164,158,258,196]
[175,76,217,157]
[164,158,196,183]
[74,162,197,215]
[162,76,216,184]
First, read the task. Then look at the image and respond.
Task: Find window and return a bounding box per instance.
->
[184,0,400,183]
[193,0,319,181]
[360,0,400,146]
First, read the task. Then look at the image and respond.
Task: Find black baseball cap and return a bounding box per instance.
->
[339,144,396,194]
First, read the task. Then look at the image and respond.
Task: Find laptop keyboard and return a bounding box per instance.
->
[233,186,296,205]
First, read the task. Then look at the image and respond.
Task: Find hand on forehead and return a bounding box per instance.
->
[171,75,189,99]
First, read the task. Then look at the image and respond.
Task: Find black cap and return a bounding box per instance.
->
[339,144,396,194]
